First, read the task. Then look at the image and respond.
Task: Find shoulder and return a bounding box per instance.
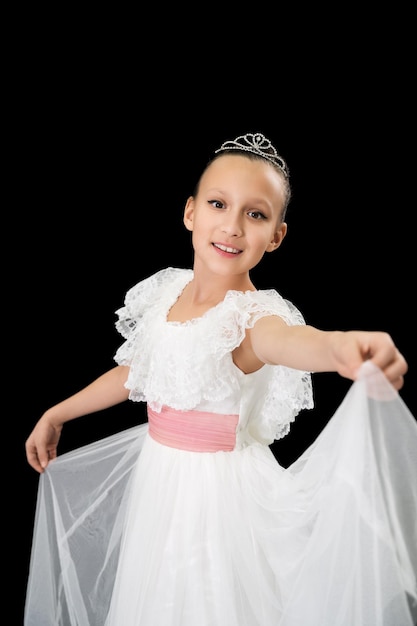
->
[125,267,192,301]
[225,288,307,328]
[121,267,192,310]
[115,267,192,329]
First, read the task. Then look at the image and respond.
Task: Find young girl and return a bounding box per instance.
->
[25,133,417,625]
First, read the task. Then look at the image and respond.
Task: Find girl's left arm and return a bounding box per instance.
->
[250,316,407,390]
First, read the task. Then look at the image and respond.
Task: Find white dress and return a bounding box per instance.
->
[24,267,417,626]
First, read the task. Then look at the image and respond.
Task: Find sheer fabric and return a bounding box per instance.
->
[24,363,417,625]
[24,270,417,624]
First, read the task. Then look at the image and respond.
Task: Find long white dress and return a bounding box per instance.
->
[24,267,417,625]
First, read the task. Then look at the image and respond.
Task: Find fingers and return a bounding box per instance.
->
[370,343,408,389]
[342,332,407,390]
[25,444,46,473]
[390,375,405,391]
[25,417,62,473]
[25,440,56,474]
[378,363,406,390]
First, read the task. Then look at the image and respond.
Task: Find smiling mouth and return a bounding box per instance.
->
[213,243,242,254]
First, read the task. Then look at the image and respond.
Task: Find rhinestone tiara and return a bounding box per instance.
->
[214,132,289,178]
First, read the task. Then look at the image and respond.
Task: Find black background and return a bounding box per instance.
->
[11,21,416,624]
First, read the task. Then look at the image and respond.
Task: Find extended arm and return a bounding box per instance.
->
[250,317,407,389]
[25,365,130,473]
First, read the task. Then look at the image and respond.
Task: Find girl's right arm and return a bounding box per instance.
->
[25,365,131,473]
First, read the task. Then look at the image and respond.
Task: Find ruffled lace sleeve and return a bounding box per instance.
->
[114,267,192,367]
[228,290,314,445]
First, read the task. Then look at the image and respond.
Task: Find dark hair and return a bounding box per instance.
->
[193,150,292,222]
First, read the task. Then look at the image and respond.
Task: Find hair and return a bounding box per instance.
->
[193,149,292,222]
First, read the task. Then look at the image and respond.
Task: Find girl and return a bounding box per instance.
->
[25,133,417,625]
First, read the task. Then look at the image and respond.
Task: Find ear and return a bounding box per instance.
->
[183,197,194,231]
[266,222,287,253]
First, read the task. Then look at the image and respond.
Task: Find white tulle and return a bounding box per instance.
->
[24,363,417,625]
[24,270,417,624]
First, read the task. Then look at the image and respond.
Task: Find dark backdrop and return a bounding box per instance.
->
[13,47,416,624]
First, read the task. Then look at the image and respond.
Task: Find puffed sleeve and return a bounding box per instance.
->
[229,290,314,446]
[114,267,192,367]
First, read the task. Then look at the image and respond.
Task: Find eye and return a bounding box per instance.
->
[208,199,225,209]
[247,210,266,220]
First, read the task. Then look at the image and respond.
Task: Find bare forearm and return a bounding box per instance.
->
[43,365,130,426]
[252,318,405,387]
[256,322,343,372]
[26,365,132,473]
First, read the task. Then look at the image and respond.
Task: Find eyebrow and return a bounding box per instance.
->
[205,188,272,206]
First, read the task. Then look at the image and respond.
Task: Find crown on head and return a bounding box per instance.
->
[215,132,289,178]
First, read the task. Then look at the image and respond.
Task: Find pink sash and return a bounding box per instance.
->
[148,405,238,452]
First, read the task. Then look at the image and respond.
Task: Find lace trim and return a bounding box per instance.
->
[114,268,314,441]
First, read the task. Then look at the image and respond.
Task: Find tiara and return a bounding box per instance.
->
[214,132,289,178]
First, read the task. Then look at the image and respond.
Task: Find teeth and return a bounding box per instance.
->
[215,244,240,254]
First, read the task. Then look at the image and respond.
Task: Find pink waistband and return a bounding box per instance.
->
[147,405,238,452]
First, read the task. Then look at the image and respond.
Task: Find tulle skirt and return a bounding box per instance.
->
[24,363,417,625]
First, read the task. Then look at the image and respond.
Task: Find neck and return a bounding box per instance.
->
[190,265,255,305]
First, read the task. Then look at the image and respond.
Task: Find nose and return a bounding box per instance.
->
[221,210,243,237]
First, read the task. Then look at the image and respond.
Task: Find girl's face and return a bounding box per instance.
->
[183,155,287,277]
